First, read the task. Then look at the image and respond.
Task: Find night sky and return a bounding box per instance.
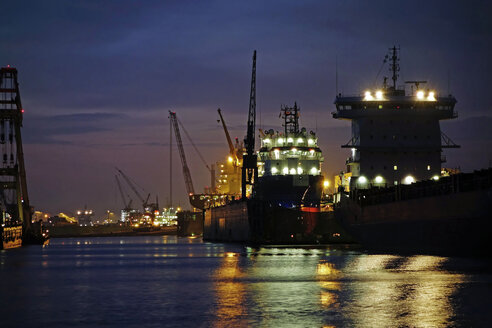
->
[2,0,491,217]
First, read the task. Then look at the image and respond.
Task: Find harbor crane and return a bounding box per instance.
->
[115,174,133,211]
[241,50,258,199]
[217,108,242,167]
[115,167,158,216]
[169,111,195,196]
[169,111,218,196]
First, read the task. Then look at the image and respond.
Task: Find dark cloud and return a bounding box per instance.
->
[23,112,128,144]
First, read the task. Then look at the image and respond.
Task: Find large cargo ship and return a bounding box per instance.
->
[204,103,350,244]
[332,46,491,256]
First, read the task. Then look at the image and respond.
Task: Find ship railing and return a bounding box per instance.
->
[350,168,492,206]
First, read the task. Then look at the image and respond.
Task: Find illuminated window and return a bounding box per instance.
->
[427,165,431,170]
[393,165,398,171]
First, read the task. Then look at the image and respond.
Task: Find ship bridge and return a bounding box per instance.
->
[332,46,460,189]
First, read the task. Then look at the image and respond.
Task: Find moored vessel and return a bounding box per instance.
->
[204,103,349,244]
[332,46,491,256]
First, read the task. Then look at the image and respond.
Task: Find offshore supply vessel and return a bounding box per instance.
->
[204,51,349,244]
[332,46,492,256]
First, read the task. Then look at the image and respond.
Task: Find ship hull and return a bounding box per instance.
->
[203,199,353,244]
[335,185,492,256]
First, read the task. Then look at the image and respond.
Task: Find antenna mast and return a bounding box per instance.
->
[389,45,400,89]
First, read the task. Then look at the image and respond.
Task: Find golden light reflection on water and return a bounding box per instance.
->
[317,261,342,309]
[212,253,246,327]
[344,255,464,328]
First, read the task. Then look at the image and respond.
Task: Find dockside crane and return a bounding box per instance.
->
[115,167,157,215]
[115,174,133,210]
[242,50,258,199]
[217,108,242,167]
[169,111,195,196]
[175,116,216,192]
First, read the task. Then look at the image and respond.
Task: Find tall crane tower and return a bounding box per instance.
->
[242,50,258,199]
[0,66,32,246]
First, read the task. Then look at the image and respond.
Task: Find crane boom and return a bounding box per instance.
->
[241,50,258,198]
[176,117,211,172]
[115,167,146,204]
[115,174,132,209]
[217,108,235,157]
[169,111,195,195]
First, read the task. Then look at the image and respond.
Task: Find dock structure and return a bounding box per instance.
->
[333,46,459,189]
[0,66,32,249]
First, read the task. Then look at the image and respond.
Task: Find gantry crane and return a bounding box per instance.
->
[241,50,258,199]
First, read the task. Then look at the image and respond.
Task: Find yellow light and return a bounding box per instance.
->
[427,91,436,101]
[177,207,181,211]
[375,176,383,184]
[283,167,289,174]
[291,147,297,152]
[228,156,233,163]
[432,175,440,181]
[416,90,425,100]
[393,165,398,171]
[364,91,374,101]
[323,180,329,188]
[375,90,383,100]
[427,165,431,171]
[404,175,415,184]
[271,167,278,174]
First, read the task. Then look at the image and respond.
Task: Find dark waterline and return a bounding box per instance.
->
[1,236,491,327]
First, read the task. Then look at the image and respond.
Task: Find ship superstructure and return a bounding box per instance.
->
[330,46,492,256]
[333,46,459,189]
[256,103,324,208]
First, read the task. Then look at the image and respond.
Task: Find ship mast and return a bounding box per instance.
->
[389,46,400,90]
[281,102,300,134]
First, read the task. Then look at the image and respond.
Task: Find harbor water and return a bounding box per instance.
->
[1,236,490,327]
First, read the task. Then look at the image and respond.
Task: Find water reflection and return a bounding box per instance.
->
[213,252,246,327]
[317,261,342,309]
[343,255,464,328]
